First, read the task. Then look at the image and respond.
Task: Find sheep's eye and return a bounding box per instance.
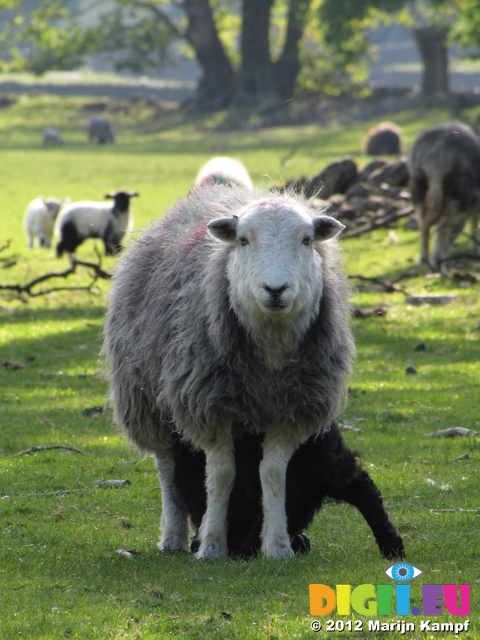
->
[239,237,249,246]
[302,236,312,246]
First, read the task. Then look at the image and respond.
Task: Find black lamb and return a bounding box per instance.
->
[173,422,405,560]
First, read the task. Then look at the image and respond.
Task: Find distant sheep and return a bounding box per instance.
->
[175,423,405,559]
[24,196,65,249]
[42,129,63,146]
[104,185,355,561]
[364,122,403,156]
[195,157,253,189]
[56,190,138,257]
[87,117,115,144]
[409,122,480,268]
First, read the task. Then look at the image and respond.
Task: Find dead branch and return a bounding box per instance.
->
[342,205,414,239]
[423,427,478,438]
[0,257,112,299]
[349,274,409,295]
[13,444,90,457]
[0,239,11,254]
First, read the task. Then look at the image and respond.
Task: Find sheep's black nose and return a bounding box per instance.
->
[264,283,288,304]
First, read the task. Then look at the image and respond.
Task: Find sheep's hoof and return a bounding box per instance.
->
[159,532,189,553]
[195,536,227,561]
[291,533,311,555]
[261,540,294,559]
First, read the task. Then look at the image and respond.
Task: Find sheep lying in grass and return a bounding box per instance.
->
[24,196,65,249]
[87,117,115,144]
[56,190,138,257]
[104,185,355,560]
[409,122,480,268]
[195,157,253,188]
[174,423,405,559]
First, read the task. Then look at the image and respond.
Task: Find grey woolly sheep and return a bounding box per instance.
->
[364,122,403,156]
[103,185,355,561]
[195,157,253,189]
[56,190,138,257]
[87,117,115,144]
[409,122,480,268]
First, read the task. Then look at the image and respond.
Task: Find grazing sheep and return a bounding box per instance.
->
[364,122,403,156]
[42,129,63,146]
[24,196,65,249]
[86,117,115,144]
[103,185,355,561]
[56,190,138,257]
[195,157,253,189]
[409,122,480,268]
[175,423,405,560]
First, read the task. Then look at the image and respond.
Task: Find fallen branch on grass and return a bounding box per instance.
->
[342,205,414,239]
[0,255,112,298]
[423,427,478,438]
[12,444,90,457]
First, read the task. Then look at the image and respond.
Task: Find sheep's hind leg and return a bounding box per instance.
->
[260,429,299,559]
[196,429,235,561]
[155,451,190,552]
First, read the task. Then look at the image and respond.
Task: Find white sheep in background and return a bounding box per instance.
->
[195,157,253,189]
[24,196,66,249]
[55,190,139,257]
[86,117,115,144]
[42,129,63,146]
[103,185,355,561]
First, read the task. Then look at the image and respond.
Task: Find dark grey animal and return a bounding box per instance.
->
[174,423,405,560]
[103,185,355,561]
[409,122,480,268]
[87,117,115,144]
[364,122,403,156]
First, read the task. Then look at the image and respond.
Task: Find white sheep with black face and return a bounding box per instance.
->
[103,185,355,561]
[24,196,65,249]
[55,190,138,257]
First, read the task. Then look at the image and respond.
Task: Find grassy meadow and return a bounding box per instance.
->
[0,93,479,639]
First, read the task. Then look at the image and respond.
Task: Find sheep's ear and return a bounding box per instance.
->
[207,215,238,242]
[312,216,345,242]
[104,192,115,200]
[128,191,139,198]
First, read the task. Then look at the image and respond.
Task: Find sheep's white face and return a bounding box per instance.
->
[208,197,344,344]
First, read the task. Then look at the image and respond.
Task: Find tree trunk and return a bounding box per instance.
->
[183,0,235,110]
[233,0,278,109]
[413,25,449,96]
[273,0,312,100]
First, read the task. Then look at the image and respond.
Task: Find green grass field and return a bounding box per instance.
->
[0,93,479,639]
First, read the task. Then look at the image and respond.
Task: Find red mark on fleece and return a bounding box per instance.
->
[179,216,210,255]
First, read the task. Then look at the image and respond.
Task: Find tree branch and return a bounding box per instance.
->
[130,0,185,38]
[0,257,111,299]
[13,444,89,457]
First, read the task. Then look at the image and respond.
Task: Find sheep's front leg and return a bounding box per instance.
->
[155,450,190,552]
[196,429,235,561]
[260,429,300,559]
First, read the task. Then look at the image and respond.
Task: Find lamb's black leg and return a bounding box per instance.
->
[331,469,405,559]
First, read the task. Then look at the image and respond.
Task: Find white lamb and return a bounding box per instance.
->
[55,190,139,257]
[24,196,65,249]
